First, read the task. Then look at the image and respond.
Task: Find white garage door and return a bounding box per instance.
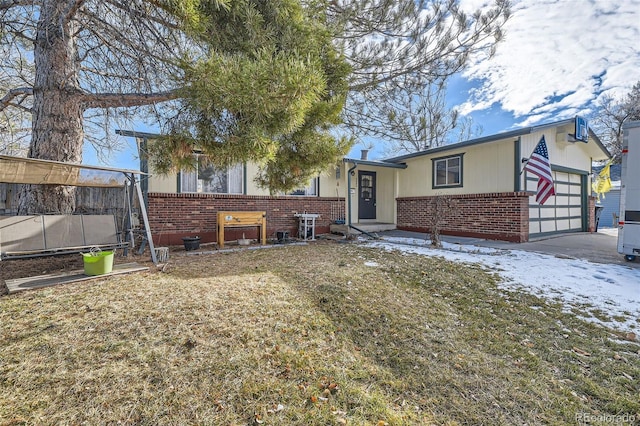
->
[528,171,585,237]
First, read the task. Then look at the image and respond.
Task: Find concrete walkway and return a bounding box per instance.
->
[378,228,639,269]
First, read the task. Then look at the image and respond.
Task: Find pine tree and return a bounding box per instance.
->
[0,0,349,211]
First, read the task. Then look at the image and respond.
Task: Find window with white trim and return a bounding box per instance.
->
[433,154,463,188]
[288,177,318,196]
[180,156,243,194]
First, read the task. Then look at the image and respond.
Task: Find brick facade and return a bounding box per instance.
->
[147,193,340,246]
[396,192,531,242]
[588,195,596,232]
[148,190,587,246]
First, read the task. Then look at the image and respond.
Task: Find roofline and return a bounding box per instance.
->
[586,128,610,158]
[343,158,408,169]
[0,154,145,175]
[384,117,611,162]
[116,130,410,169]
[384,128,528,162]
[117,118,612,166]
[116,129,162,139]
[622,119,640,130]
[540,117,611,159]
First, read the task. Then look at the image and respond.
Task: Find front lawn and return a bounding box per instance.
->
[1,242,638,425]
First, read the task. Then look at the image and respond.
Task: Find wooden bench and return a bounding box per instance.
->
[217,211,266,249]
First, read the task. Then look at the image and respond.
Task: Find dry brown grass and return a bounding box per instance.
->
[1,241,639,425]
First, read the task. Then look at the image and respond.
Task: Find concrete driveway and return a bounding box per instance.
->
[380,228,640,269]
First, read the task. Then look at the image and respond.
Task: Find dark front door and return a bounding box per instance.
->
[358,171,376,220]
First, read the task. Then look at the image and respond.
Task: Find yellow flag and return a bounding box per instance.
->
[592,161,612,201]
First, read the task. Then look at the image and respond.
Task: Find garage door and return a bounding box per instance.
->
[528,171,586,237]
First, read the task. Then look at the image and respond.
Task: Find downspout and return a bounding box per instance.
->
[347,161,357,228]
[514,137,521,192]
[346,160,378,239]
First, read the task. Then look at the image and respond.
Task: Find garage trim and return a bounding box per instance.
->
[528,165,588,237]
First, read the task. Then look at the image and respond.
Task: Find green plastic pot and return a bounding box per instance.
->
[81,250,114,276]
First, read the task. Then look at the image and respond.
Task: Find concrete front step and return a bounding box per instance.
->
[330,223,396,235]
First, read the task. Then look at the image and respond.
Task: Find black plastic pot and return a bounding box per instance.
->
[182,236,201,251]
[276,231,289,244]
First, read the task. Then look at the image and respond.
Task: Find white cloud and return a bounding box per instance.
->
[457,0,640,125]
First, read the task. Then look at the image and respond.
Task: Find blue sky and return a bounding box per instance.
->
[455,0,640,127]
[86,0,640,169]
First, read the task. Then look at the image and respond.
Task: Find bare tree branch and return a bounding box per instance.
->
[590,81,640,162]
[103,0,182,30]
[0,0,34,10]
[79,89,181,109]
[332,0,510,150]
[0,87,33,111]
[63,0,86,23]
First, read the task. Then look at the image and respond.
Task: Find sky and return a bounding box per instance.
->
[86,0,640,169]
[365,234,640,333]
[452,0,640,131]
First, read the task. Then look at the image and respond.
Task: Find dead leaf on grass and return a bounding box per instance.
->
[572,347,591,357]
[278,365,291,378]
[266,404,284,414]
[621,372,633,381]
[520,339,534,348]
[613,353,627,362]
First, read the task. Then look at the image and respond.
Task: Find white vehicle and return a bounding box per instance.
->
[617,120,640,262]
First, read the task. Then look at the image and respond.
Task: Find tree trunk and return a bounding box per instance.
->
[17,0,83,214]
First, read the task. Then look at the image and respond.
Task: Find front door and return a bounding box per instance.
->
[358,171,376,220]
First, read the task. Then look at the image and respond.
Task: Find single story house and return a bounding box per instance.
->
[117,117,610,245]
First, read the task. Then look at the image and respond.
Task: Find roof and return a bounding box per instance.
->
[342,157,407,169]
[115,129,162,139]
[118,117,612,168]
[622,120,640,130]
[0,155,144,187]
[117,129,409,170]
[384,117,611,163]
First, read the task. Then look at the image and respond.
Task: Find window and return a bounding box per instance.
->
[288,178,318,196]
[432,154,463,188]
[180,156,243,194]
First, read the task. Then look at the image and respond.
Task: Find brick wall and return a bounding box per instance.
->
[147,193,340,246]
[588,195,596,232]
[396,192,531,242]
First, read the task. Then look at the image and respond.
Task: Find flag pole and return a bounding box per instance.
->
[519,141,540,175]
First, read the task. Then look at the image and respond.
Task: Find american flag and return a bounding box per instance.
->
[524,136,555,205]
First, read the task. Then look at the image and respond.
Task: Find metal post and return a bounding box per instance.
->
[123,173,136,256]
[134,177,157,264]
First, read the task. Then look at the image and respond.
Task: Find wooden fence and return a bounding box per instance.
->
[0,183,132,221]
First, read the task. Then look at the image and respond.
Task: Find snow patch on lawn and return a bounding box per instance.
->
[366,237,640,333]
